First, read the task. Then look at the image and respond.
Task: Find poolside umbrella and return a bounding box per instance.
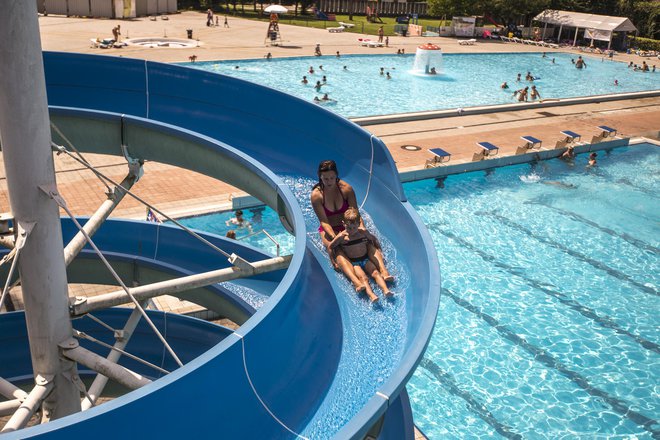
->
[264,5,288,14]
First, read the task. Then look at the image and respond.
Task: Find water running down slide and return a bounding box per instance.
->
[2,52,439,439]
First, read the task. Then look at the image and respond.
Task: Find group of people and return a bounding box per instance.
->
[508,84,541,102]
[559,145,598,167]
[206,9,229,27]
[311,160,394,303]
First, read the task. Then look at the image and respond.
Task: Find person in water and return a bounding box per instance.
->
[575,56,587,69]
[501,81,509,89]
[329,208,393,303]
[311,160,393,289]
[588,152,597,167]
[530,85,541,100]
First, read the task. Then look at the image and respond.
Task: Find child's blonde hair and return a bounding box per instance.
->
[343,207,361,224]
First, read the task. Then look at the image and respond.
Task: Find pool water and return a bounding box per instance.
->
[405,144,659,439]
[185,53,660,118]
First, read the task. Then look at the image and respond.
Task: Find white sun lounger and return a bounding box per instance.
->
[338,22,355,28]
[328,26,345,33]
[458,39,477,45]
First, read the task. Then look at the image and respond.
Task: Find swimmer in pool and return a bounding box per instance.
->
[587,152,597,167]
[530,85,541,100]
[329,208,393,303]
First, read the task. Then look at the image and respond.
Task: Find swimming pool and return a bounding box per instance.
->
[185,53,660,118]
[179,144,658,438]
[405,143,659,439]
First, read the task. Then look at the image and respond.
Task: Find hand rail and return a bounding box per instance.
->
[238,228,281,256]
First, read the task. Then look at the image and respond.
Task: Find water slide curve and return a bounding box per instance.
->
[1,52,439,439]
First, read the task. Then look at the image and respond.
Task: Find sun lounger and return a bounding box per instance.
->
[328,26,345,33]
[338,22,355,28]
[367,41,384,48]
[458,39,476,45]
[473,141,499,161]
[590,125,618,144]
[425,148,452,168]
[500,36,510,43]
[546,43,559,49]
[561,130,582,144]
[515,135,543,154]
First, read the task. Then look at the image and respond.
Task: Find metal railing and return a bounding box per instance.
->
[238,229,281,256]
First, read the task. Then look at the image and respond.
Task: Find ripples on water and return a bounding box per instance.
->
[405,145,659,439]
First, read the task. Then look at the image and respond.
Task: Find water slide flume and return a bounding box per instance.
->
[0,51,439,439]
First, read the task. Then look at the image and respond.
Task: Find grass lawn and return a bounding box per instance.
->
[221,8,450,36]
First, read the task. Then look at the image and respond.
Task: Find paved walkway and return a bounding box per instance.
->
[2,10,659,326]
[24,11,660,219]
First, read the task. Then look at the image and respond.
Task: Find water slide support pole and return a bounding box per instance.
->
[0,1,81,422]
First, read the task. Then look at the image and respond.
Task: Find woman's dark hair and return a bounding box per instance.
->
[314,160,339,190]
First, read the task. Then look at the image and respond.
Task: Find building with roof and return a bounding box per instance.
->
[534,10,637,49]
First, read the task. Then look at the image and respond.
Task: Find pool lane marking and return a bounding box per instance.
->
[427,224,660,355]
[480,211,659,297]
[526,200,660,255]
[418,358,523,440]
[441,286,660,437]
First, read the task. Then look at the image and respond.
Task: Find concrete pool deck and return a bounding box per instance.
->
[2,10,659,220]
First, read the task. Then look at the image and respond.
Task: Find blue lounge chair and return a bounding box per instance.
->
[473,141,499,161]
[425,148,452,167]
[516,135,543,154]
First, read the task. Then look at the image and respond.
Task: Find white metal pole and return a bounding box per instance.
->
[81,306,145,410]
[63,173,138,266]
[573,27,579,46]
[0,2,81,421]
[71,254,292,315]
[1,378,54,432]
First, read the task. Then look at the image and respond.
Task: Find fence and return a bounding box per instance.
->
[316,0,428,17]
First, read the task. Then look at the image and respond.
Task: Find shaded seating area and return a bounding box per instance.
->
[515,135,543,154]
[473,141,499,161]
[425,148,452,168]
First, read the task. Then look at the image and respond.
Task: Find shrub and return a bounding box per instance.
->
[632,37,660,51]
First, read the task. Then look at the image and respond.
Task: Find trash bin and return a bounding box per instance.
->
[187,29,193,39]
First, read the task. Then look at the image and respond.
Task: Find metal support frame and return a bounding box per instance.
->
[71,255,292,316]
[60,341,152,390]
[0,400,22,417]
[0,1,81,421]
[1,376,54,432]
[63,172,140,266]
[0,377,29,401]
[81,305,144,410]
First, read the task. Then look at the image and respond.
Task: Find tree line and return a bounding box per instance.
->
[426,0,657,39]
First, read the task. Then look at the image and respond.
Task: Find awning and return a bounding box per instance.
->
[533,10,637,33]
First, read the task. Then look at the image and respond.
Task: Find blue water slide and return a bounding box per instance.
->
[0,52,440,439]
